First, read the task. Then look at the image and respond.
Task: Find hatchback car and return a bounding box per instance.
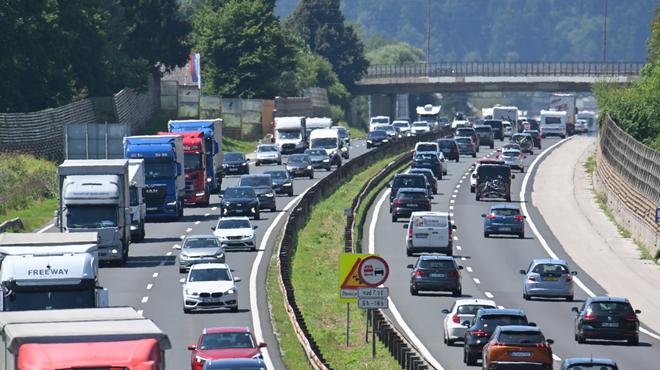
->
[560,357,619,370]
[223,152,249,175]
[436,139,460,162]
[411,121,431,135]
[474,125,495,149]
[463,308,532,366]
[366,130,389,148]
[482,325,554,370]
[177,235,226,273]
[254,144,281,166]
[482,204,526,238]
[521,259,576,301]
[412,152,443,179]
[523,129,542,149]
[407,255,462,296]
[238,175,276,212]
[304,148,332,171]
[221,186,260,220]
[389,173,429,204]
[212,217,257,251]
[391,188,431,222]
[455,127,480,149]
[511,133,534,154]
[181,263,240,313]
[407,168,437,194]
[573,296,641,345]
[500,149,525,172]
[575,119,589,134]
[442,299,496,345]
[188,327,266,370]
[454,137,477,157]
[203,358,267,370]
[286,154,314,179]
[263,170,293,196]
[404,211,454,256]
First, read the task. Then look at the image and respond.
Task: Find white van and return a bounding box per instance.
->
[369,116,390,132]
[404,211,455,256]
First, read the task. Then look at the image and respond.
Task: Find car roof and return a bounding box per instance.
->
[190,263,229,270]
[589,296,630,303]
[218,216,251,221]
[455,298,497,306]
[497,325,541,333]
[562,358,618,366]
[474,125,491,129]
[530,258,567,265]
[241,174,270,178]
[185,234,217,240]
[203,326,250,335]
[416,141,437,145]
[398,187,427,193]
[418,255,454,261]
[409,168,434,174]
[478,308,525,316]
[489,204,520,210]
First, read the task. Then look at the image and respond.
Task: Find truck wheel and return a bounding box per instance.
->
[254,211,260,220]
[255,161,261,166]
[139,223,145,242]
[506,195,511,202]
[121,243,129,264]
[470,186,475,193]
[490,143,494,149]
[183,307,192,314]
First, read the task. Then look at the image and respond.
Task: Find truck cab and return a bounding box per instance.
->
[309,128,345,166]
[275,116,307,154]
[492,106,519,133]
[128,159,146,242]
[160,131,209,206]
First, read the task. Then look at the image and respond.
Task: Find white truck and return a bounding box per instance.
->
[550,93,577,136]
[540,110,568,138]
[416,104,442,131]
[0,232,108,311]
[128,159,146,242]
[274,116,307,154]
[306,117,333,136]
[57,159,131,264]
[492,106,519,132]
[309,128,347,164]
[369,116,390,132]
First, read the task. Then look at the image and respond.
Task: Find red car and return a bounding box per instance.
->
[188,327,266,370]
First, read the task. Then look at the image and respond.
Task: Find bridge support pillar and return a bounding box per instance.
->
[369,94,397,120]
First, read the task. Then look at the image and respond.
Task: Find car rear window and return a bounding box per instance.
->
[398,192,427,200]
[491,208,520,217]
[412,215,447,227]
[501,151,520,158]
[416,144,437,152]
[418,259,454,269]
[588,302,634,315]
[475,127,491,133]
[239,176,271,187]
[566,365,616,370]
[497,331,545,345]
[393,176,426,188]
[455,137,472,144]
[458,304,496,315]
[414,153,438,161]
[479,315,528,327]
[456,129,473,135]
[437,141,455,148]
[532,263,568,274]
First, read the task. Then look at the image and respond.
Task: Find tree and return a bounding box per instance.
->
[287,0,369,90]
[366,42,424,65]
[648,5,660,64]
[193,0,297,98]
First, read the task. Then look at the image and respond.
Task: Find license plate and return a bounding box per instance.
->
[228,168,237,171]
[510,351,531,357]
[235,209,243,213]
[430,273,446,278]
[407,203,418,207]
[602,322,619,327]
[415,233,428,238]
[543,277,560,281]
[499,227,511,231]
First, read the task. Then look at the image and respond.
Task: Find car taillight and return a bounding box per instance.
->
[514,215,524,221]
[528,276,536,281]
[452,314,461,324]
[566,275,573,281]
[407,226,413,238]
[536,343,551,349]
[448,270,459,278]
[623,314,638,321]
[448,225,453,239]
[486,214,496,219]
[394,199,403,205]
[415,270,425,277]
[492,342,506,347]
[470,330,488,337]
[583,313,597,321]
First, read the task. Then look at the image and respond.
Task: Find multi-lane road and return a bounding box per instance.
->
[366,137,660,369]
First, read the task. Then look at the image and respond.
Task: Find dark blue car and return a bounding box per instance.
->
[481,204,526,238]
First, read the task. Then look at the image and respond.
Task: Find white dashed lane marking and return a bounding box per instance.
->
[195,221,200,225]
[137,309,144,316]
[204,213,210,217]
[173,244,180,249]
[152,273,159,278]
[186,227,192,233]
[484,292,494,298]
[141,296,149,303]
[166,251,172,256]
[449,206,454,210]
[456,245,462,251]
[473,278,481,284]
[466,266,473,272]
[211,207,217,211]
[146,284,153,290]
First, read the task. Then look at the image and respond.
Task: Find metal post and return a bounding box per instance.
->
[602,0,608,63]
[346,303,350,347]
[426,0,431,64]
[372,309,376,358]
[365,308,370,342]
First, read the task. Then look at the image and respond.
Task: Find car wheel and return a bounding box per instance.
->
[490,143,494,149]
[566,295,574,302]
[179,267,186,273]
[255,161,261,166]
[530,150,534,155]
[470,186,475,193]
[278,160,282,165]
[309,173,314,179]
[230,305,239,313]
[520,167,524,173]
[183,307,191,314]
[506,195,511,202]
[476,195,480,201]
[254,212,260,220]
[391,215,398,222]
[270,207,276,212]
[366,144,371,149]
[577,333,586,344]
[288,190,294,197]
[561,135,566,139]
[523,293,530,300]
[452,289,462,297]
[465,351,477,366]
[433,189,438,195]
[484,232,489,238]
[518,233,524,239]
[410,287,418,296]
[628,336,639,346]
[443,331,448,344]
[472,153,476,158]
[406,248,413,257]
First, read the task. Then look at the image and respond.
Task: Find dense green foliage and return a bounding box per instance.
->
[365,36,425,64]
[0,154,58,216]
[0,0,190,112]
[277,0,655,63]
[594,6,660,151]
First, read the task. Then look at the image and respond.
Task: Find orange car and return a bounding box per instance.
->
[482,325,554,370]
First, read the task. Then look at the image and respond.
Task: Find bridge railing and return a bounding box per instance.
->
[364,62,644,79]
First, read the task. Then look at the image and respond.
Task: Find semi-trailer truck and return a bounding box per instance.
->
[168,119,223,193]
[124,135,185,221]
[0,232,108,311]
[492,106,519,132]
[274,116,307,154]
[128,159,146,242]
[0,307,170,369]
[57,159,131,264]
[159,131,209,206]
[306,117,333,136]
[550,93,577,136]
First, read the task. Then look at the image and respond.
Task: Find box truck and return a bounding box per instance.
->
[274,117,307,154]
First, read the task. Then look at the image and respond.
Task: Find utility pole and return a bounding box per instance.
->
[427,0,431,64]
[602,0,608,63]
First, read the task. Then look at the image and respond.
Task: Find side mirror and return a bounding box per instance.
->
[511,174,516,179]
[253,225,258,229]
[635,309,642,314]
[174,244,182,250]
[258,342,267,348]
[234,276,242,282]
[452,224,457,230]
[481,214,487,218]
[519,269,526,275]
[211,226,216,231]
[187,344,197,351]
[429,196,434,200]
[441,309,450,314]
[571,271,577,276]
[406,264,414,269]
[402,224,408,229]
[546,339,554,345]
[179,278,186,284]
[571,307,579,313]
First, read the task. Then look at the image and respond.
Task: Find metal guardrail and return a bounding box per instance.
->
[363,62,644,79]
[0,218,23,233]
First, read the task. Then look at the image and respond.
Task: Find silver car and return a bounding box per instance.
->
[212,216,257,251]
[500,149,524,172]
[255,144,282,166]
[176,234,226,273]
[520,259,577,301]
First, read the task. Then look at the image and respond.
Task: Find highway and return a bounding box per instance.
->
[365,137,660,369]
[47,140,368,369]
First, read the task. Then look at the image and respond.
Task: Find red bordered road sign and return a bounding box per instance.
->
[358,255,389,287]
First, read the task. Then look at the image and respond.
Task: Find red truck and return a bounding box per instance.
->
[159,131,209,206]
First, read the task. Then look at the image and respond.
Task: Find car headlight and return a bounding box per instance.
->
[219,235,228,240]
[206,177,212,183]
[322,159,330,163]
[367,140,372,143]
[241,162,248,166]
[166,201,177,206]
[180,252,189,259]
[227,288,236,295]
[383,139,389,143]
[215,251,224,258]
[185,288,198,296]
[264,192,274,197]
[283,182,292,187]
[223,202,231,207]
[306,165,312,170]
[195,354,207,363]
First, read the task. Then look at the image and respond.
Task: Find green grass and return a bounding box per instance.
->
[347,125,368,140]
[139,110,176,135]
[223,136,258,153]
[1,199,57,232]
[583,153,596,174]
[284,155,400,369]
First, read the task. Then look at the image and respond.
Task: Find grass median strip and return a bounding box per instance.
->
[267,155,401,369]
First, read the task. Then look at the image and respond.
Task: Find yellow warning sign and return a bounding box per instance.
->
[338,253,373,302]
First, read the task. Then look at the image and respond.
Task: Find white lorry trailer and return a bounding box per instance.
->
[492,106,519,132]
[550,93,577,136]
[274,116,307,154]
[128,159,146,242]
[306,117,333,136]
[540,110,568,138]
[309,128,346,165]
[416,104,442,131]
[0,232,108,311]
[57,159,131,264]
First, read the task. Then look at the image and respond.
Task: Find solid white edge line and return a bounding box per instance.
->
[37,223,54,233]
[519,137,660,342]
[250,189,310,370]
[370,189,445,370]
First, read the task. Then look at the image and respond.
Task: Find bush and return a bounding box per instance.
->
[0,154,58,216]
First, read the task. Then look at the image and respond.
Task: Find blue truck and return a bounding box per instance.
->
[124,135,185,220]
[167,119,223,192]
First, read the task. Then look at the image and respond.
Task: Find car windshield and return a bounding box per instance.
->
[456,129,472,136]
[532,263,568,274]
[305,149,327,156]
[501,151,520,158]
[491,208,520,216]
[289,155,310,164]
[144,162,175,179]
[588,302,634,314]
[369,131,387,138]
[458,304,496,315]
[257,145,277,152]
[67,205,117,228]
[188,268,231,282]
[224,188,256,198]
[393,122,409,128]
[478,315,528,328]
[311,137,337,149]
[497,331,545,345]
[217,219,251,229]
[184,237,220,249]
[393,176,426,188]
[566,365,615,370]
[278,130,301,140]
[184,153,203,171]
[225,152,244,161]
[265,171,287,180]
[371,117,389,124]
[437,141,454,148]
[455,137,471,144]
[418,259,454,269]
[240,176,271,187]
[412,215,447,227]
[397,192,427,200]
[200,332,255,350]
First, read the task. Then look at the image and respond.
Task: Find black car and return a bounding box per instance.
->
[408,168,437,194]
[408,255,463,296]
[264,170,294,196]
[412,152,443,179]
[286,154,314,179]
[389,173,429,204]
[455,127,480,149]
[436,139,460,162]
[483,119,504,141]
[455,137,477,158]
[511,133,534,154]
[223,152,249,175]
[390,188,431,222]
[221,186,260,220]
[238,174,276,212]
[335,126,350,146]
[523,129,542,149]
[366,130,389,148]
[463,308,531,366]
[474,125,495,149]
[304,148,332,171]
[573,296,641,345]
[475,164,514,202]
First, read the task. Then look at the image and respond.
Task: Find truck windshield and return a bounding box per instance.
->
[311,137,337,149]
[67,205,117,228]
[185,153,203,171]
[144,162,175,179]
[3,286,95,311]
[278,130,300,140]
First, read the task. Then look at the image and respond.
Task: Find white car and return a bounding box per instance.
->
[255,144,282,166]
[502,121,513,137]
[411,121,431,135]
[575,119,589,134]
[442,298,497,345]
[212,217,257,251]
[181,263,240,313]
[451,120,471,129]
[470,164,478,193]
[500,149,524,172]
[392,120,411,136]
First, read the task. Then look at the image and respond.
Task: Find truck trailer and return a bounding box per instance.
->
[0,307,170,370]
[57,159,131,264]
[124,135,185,221]
[550,93,577,136]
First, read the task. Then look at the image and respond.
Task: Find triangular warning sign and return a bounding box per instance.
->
[340,258,368,289]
